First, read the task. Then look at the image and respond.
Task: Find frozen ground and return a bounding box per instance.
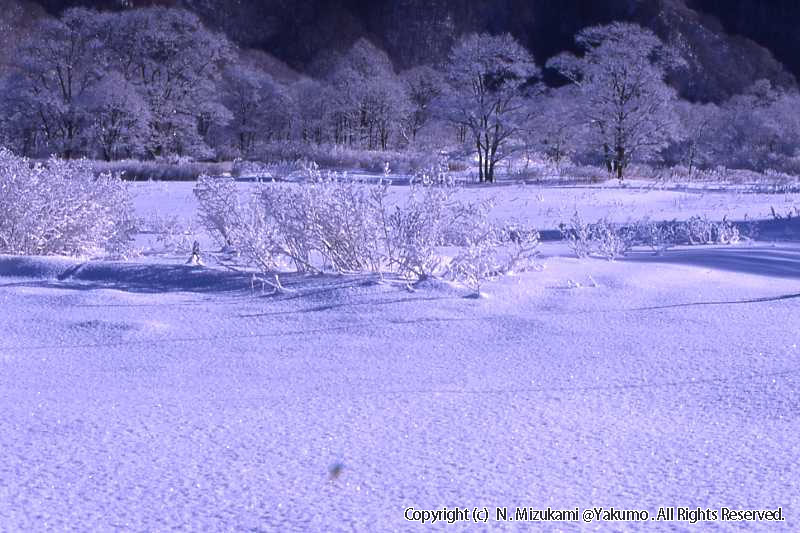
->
[1,180,799,531]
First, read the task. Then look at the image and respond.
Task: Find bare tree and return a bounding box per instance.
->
[107,7,234,158]
[525,85,583,169]
[16,8,107,158]
[220,63,292,157]
[441,33,538,183]
[400,65,443,145]
[0,0,43,72]
[292,77,334,144]
[548,23,682,180]
[667,100,719,174]
[326,39,408,150]
[87,72,151,160]
[0,72,41,155]
[712,80,800,172]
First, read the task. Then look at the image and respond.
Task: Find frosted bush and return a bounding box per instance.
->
[560,209,742,261]
[195,161,540,289]
[503,225,542,273]
[675,165,800,194]
[637,216,740,247]
[232,158,307,181]
[683,215,714,244]
[271,164,386,273]
[0,148,136,257]
[383,155,472,280]
[559,210,592,258]
[91,159,228,181]
[630,216,739,248]
[448,222,540,292]
[682,215,740,245]
[146,214,196,254]
[559,210,635,261]
[198,166,390,275]
[195,174,294,273]
[712,217,740,245]
[254,141,432,174]
[194,174,243,250]
[448,224,503,292]
[635,219,680,255]
[592,218,634,261]
[386,173,461,279]
[769,205,800,221]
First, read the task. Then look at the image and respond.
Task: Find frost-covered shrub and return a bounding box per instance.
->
[559,211,592,258]
[503,225,542,273]
[504,153,562,181]
[197,165,389,274]
[769,205,800,221]
[195,174,295,274]
[683,215,715,244]
[194,174,243,249]
[670,165,800,194]
[448,223,503,292]
[629,216,740,248]
[384,188,451,279]
[448,222,540,292]
[591,218,634,261]
[253,141,434,174]
[0,148,136,256]
[269,164,387,273]
[145,214,196,254]
[91,159,229,181]
[568,164,614,184]
[195,161,540,288]
[559,211,633,260]
[386,166,463,279]
[634,219,680,254]
[715,218,741,245]
[682,215,740,245]
[559,210,741,261]
[633,216,740,247]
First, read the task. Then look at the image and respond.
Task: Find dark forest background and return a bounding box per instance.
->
[16,0,800,101]
[4,0,800,180]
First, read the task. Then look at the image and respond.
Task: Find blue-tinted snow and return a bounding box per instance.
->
[1,181,798,531]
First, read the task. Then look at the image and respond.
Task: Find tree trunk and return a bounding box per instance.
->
[603,143,613,173]
[477,149,484,182]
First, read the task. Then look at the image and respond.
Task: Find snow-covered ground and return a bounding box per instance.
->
[1,180,799,531]
[131,177,800,229]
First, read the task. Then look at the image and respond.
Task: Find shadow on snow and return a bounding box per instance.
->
[623,245,800,280]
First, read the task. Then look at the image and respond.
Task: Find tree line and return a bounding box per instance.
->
[2,7,800,181]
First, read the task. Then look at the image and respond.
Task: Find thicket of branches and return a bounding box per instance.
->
[0,148,136,256]
[194,163,540,291]
[2,8,800,179]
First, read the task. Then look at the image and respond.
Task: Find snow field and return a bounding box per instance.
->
[0,181,798,531]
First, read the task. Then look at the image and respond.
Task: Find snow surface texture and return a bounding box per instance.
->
[1,181,799,531]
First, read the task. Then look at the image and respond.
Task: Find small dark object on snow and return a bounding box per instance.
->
[187,240,202,265]
[328,462,344,481]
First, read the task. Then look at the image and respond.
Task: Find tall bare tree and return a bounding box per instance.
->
[16,8,106,158]
[107,7,234,158]
[441,33,538,183]
[400,65,443,145]
[548,23,682,180]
